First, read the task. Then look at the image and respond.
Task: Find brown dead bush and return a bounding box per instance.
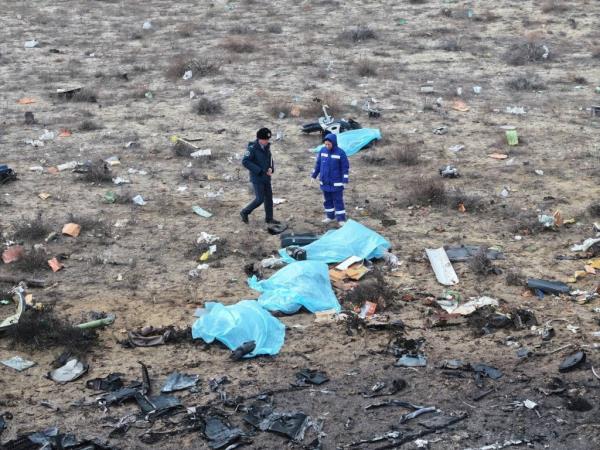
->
[12,211,52,241]
[406,177,446,206]
[221,36,256,53]
[166,55,221,80]
[505,34,551,66]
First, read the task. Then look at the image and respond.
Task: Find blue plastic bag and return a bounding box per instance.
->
[279,219,390,264]
[248,260,340,314]
[191,300,285,357]
[311,128,382,157]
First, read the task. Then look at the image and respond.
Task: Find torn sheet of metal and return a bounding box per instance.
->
[0,287,26,331]
[426,248,459,286]
[161,371,200,393]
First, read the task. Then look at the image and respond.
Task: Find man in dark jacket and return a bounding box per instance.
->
[240,127,280,224]
[311,133,349,225]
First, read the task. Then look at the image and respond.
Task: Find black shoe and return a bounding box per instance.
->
[240,211,249,224]
[266,218,281,224]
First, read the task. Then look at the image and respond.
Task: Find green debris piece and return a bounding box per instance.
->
[397,18,407,25]
[192,205,212,218]
[104,191,116,203]
[506,129,519,146]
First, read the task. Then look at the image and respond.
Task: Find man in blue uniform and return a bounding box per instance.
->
[240,128,280,224]
[311,133,349,225]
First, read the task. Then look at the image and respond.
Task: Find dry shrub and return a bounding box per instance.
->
[175,22,200,38]
[339,25,377,43]
[406,177,446,206]
[440,36,463,51]
[473,9,500,22]
[506,73,545,91]
[13,247,49,273]
[267,24,282,34]
[266,97,293,118]
[78,160,112,183]
[446,189,486,212]
[185,239,228,262]
[388,142,422,166]
[356,57,377,77]
[541,0,569,13]
[192,97,223,115]
[166,55,221,80]
[12,212,52,241]
[55,88,97,103]
[505,34,551,66]
[509,210,545,235]
[506,269,526,286]
[342,269,395,310]
[79,119,103,131]
[468,247,497,276]
[67,213,112,236]
[221,36,256,53]
[302,94,342,118]
[588,202,600,217]
[228,24,254,34]
[5,306,98,355]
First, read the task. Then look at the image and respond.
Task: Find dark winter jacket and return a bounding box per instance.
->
[311,133,349,192]
[242,140,274,184]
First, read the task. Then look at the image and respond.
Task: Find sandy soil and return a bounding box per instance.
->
[2,0,600,449]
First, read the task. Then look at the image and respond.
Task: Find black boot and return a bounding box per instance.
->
[240,211,249,224]
[266,218,280,224]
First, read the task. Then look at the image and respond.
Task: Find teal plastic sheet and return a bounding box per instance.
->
[248,260,340,314]
[311,128,382,156]
[279,220,391,264]
[191,300,285,357]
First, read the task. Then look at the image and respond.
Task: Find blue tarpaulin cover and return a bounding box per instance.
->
[279,220,391,264]
[311,128,382,156]
[191,300,285,357]
[248,260,340,314]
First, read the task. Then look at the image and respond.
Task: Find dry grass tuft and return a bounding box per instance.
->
[541,0,569,13]
[221,36,256,53]
[406,177,446,206]
[387,143,422,166]
[506,73,545,91]
[6,306,98,355]
[79,119,103,131]
[192,97,223,115]
[78,160,112,183]
[505,34,551,66]
[13,247,50,273]
[356,57,377,77]
[166,55,221,80]
[12,212,52,241]
[339,25,377,43]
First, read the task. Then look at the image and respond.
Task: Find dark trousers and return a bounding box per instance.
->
[242,181,273,221]
[323,190,346,221]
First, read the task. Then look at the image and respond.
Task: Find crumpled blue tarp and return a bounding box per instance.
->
[248,260,340,314]
[191,300,285,357]
[279,220,391,264]
[311,128,382,156]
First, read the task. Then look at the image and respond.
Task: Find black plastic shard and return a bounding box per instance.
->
[243,401,309,441]
[266,413,309,440]
[559,351,586,372]
[86,373,124,392]
[204,416,243,449]
[472,364,503,380]
[419,413,466,429]
[526,279,571,295]
[296,369,329,385]
[161,371,200,393]
[231,341,256,360]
